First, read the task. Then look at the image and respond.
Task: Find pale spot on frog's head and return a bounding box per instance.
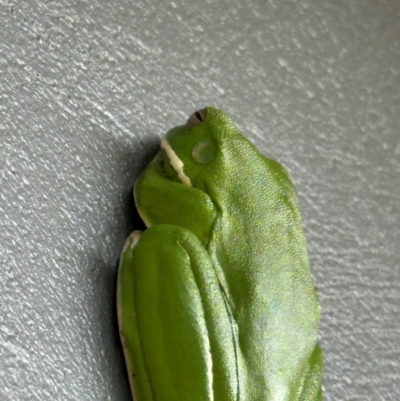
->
[160,138,192,186]
[192,139,217,165]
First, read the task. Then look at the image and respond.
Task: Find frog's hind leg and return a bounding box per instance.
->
[117,230,146,401]
[297,344,323,401]
[117,224,238,401]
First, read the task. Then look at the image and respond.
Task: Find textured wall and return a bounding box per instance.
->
[1,0,399,400]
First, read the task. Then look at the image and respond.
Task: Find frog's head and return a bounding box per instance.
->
[160,107,246,195]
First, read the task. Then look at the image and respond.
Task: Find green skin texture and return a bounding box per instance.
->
[117,107,323,401]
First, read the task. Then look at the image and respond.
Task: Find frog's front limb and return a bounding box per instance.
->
[296,344,323,401]
[134,154,216,245]
[117,225,239,401]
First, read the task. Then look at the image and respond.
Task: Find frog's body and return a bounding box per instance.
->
[117,108,323,401]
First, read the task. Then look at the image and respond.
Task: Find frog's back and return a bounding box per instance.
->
[206,135,322,401]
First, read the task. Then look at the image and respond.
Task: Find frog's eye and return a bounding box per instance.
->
[192,139,217,164]
[185,108,207,128]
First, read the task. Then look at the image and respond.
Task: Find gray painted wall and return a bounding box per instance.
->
[1,1,399,400]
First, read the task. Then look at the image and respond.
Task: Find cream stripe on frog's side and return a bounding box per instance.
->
[160,138,192,186]
[117,230,143,401]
